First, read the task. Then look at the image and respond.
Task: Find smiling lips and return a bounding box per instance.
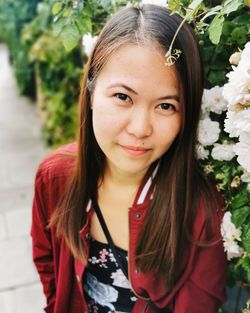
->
[121,145,150,156]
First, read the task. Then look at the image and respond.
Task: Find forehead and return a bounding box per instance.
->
[94,43,180,94]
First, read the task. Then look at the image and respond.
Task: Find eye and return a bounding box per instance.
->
[157,103,177,112]
[114,93,131,102]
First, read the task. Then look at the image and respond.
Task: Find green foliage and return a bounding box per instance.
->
[50,0,135,51]
[51,0,109,51]
[208,14,225,44]
[18,0,124,145]
[26,25,83,145]
[201,7,250,87]
[0,0,40,96]
[169,0,249,87]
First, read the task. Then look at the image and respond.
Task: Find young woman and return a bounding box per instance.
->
[31,4,227,313]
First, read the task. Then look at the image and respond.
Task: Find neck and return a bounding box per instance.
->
[103,164,147,190]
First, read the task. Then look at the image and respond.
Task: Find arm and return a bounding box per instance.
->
[31,168,56,313]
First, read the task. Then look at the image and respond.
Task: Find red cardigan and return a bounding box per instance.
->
[31,144,227,313]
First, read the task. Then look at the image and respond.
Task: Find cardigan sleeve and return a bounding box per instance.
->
[173,208,227,313]
[31,166,56,313]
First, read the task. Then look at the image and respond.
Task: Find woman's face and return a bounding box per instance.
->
[91,44,182,178]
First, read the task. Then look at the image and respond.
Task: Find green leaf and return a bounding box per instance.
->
[201,5,222,21]
[242,226,250,252]
[207,70,226,86]
[222,21,236,35]
[100,0,112,10]
[62,9,71,18]
[237,256,250,283]
[232,206,250,228]
[52,2,63,16]
[188,0,203,10]
[231,26,248,45]
[53,17,67,37]
[202,46,214,62]
[208,14,225,44]
[222,0,243,15]
[74,15,92,34]
[60,23,80,52]
[233,12,250,25]
[230,191,250,210]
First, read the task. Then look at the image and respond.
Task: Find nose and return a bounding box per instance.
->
[126,107,153,139]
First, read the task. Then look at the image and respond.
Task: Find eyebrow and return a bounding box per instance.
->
[107,83,180,102]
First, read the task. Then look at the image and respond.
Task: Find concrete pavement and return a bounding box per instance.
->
[0,43,47,313]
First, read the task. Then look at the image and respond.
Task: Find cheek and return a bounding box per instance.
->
[156,117,182,150]
[92,101,123,144]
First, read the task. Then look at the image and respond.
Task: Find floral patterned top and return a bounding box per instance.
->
[83,235,137,313]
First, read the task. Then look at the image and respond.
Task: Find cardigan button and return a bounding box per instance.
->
[135,212,141,220]
[76,274,81,282]
[134,268,139,274]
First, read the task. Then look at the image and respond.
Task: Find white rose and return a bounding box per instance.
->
[202,86,227,115]
[82,33,98,56]
[234,94,250,107]
[234,140,250,172]
[211,143,235,161]
[223,66,250,109]
[223,42,250,109]
[223,240,244,260]
[224,109,250,138]
[240,131,250,144]
[229,51,241,65]
[239,42,250,68]
[198,118,220,146]
[221,212,242,242]
[196,144,209,160]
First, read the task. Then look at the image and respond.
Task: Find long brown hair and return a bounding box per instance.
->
[51,4,219,288]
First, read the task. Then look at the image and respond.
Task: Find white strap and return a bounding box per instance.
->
[137,162,159,204]
[86,199,92,212]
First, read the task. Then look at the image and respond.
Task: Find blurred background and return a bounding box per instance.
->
[0,0,249,312]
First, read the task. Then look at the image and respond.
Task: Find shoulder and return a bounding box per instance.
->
[35,143,77,186]
[32,143,78,221]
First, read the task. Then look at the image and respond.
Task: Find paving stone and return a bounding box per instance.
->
[0,289,13,313]
[0,167,13,190]
[0,237,38,290]
[0,214,7,240]
[0,283,45,313]
[0,186,33,214]
[0,43,46,311]
[5,209,31,239]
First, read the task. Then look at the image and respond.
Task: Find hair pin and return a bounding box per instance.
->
[164,14,187,66]
[165,49,182,66]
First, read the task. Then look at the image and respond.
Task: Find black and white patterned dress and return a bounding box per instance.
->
[83,235,137,313]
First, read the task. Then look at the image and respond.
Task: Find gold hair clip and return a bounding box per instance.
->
[164,14,187,66]
[165,49,182,66]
